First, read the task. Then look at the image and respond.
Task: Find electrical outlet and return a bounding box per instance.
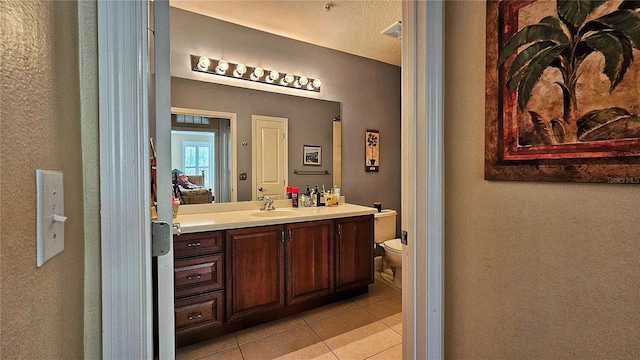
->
[36,170,66,267]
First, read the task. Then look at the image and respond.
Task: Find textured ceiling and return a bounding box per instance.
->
[170,0,402,66]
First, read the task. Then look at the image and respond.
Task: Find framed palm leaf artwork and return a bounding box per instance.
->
[485,0,640,183]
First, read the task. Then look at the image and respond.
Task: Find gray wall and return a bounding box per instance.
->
[172,78,339,201]
[170,7,401,227]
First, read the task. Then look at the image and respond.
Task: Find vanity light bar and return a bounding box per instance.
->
[191,55,321,92]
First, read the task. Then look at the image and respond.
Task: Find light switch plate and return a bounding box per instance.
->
[36,170,65,267]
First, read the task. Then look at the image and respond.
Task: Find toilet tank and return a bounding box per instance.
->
[374,209,397,244]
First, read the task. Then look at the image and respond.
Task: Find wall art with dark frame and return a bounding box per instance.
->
[303,145,322,166]
[485,0,640,184]
[366,129,380,172]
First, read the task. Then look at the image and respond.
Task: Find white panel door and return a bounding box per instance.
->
[252,115,288,200]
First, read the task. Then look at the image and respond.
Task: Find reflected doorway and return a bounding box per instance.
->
[171,108,238,202]
[251,115,288,201]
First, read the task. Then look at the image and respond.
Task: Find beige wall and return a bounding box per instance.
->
[444,1,640,358]
[1,0,85,358]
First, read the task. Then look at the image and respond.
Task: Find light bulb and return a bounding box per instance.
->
[266,70,280,83]
[197,56,211,71]
[233,63,247,77]
[250,67,264,81]
[215,60,229,74]
[280,73,295,86]
[294,76,309,88]
[308,78,322,90]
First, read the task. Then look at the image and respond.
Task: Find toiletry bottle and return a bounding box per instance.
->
[311,186,317,207]
[323,188,333,207]
[312,186,319,206]
[305,185,310,196]
[291,187,299,208]
[315,185,323,206]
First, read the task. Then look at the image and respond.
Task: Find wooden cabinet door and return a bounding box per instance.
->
[335,215,374,292]
[225,225,285,322]
[286,220,334,305]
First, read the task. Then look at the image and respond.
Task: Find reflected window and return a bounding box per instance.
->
[171,112,233,203]
[183,140,213,188]
[172,130,216,189]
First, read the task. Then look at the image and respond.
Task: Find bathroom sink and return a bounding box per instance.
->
[250,210,296,218]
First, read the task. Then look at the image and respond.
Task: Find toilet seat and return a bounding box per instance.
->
[383,238,403,254]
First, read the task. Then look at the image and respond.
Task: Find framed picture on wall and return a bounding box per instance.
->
[303,145,322,166]
[485,0,640,183]
[366,129,380,172]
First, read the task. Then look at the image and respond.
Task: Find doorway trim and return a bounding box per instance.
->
[402,0,445,359]
[97,0,152,357]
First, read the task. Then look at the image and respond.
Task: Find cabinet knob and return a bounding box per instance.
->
[187,242,201,247]
[187,312,202,321]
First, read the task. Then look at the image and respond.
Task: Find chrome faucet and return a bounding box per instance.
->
[260,196,276,211]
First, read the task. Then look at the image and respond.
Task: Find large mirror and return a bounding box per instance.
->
[171,77,341,203]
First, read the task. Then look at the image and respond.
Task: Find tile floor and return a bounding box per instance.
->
[176,274,402,360]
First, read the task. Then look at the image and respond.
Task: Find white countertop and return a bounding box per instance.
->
[174,201,378,233]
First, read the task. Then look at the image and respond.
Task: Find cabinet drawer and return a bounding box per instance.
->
[175,254,223,299]
[175,291,224,333]
[174,231,223,259]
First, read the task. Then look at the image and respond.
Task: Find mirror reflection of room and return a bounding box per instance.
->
[171,79,340,204]
[171,112,233,204]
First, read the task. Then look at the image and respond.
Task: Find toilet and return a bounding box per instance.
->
[374,209,403,288]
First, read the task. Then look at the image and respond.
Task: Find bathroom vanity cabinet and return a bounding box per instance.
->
[173,214,373,348]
